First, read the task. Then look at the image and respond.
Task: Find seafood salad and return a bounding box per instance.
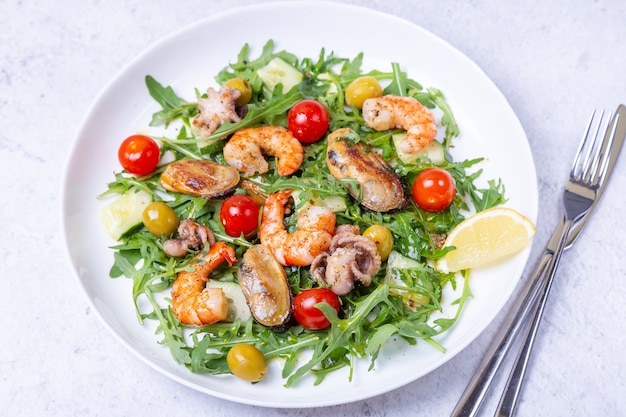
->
[98,40,506,387]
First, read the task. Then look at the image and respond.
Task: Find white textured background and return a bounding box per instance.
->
[1,0,625,416]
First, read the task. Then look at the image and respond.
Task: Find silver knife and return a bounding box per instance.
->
[450,104,626,417]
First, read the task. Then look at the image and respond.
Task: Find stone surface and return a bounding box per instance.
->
[2,1,625,416]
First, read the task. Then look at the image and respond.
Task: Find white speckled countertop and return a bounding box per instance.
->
[2,0,625,416]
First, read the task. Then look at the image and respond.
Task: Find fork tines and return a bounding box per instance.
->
[573,109,615,187]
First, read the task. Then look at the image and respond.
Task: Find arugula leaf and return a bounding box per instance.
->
[149,290,191,365]
[365,323,399,355]
[385,62,407,96]
[145,75,198,127]
[428,87,460,150]
[451,160,507,212]
[146,75,182,111]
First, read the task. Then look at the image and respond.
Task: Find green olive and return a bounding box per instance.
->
[226,343,268,382]
[345,76,383,109]
[142,202,179,237]
[224,77,252,105]
[363,224,394,261]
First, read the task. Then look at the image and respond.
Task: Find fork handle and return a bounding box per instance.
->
[494,217,574,417]
[449,248,555,417]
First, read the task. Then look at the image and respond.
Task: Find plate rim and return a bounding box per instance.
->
[61,0,537,408]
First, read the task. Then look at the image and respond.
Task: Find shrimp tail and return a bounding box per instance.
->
[171,241,237,326]
[211,241,237,267]
[189,241,236,279]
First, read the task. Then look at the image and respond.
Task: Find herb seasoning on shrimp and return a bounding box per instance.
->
[98,40,506,386]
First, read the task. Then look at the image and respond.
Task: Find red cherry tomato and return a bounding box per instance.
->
[287,99,329,143]
[412,168,457,212]
[293,288,340,330]
[118,134,160,175]
[220,195,260,238]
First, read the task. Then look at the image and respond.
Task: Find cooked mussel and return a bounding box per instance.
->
[237,244,294,330]
[326,128,408,212]
[160,159,240,199]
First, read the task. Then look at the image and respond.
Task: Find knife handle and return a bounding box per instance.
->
[449,240,557,417]
[494,218,574,417]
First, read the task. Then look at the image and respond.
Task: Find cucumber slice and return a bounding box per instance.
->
[315,195,348,213]
[383,251,431,310]
[292,190,347,213]
[392,133,446,165]
[257,57,302,92]
[99,189,152,241]
[386,250,421,270]
[206,281,252,322]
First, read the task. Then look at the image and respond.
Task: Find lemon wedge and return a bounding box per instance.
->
[437,207,536,273]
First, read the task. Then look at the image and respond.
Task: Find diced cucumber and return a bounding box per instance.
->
[206,281,252,322]
[317,73,338,94]
[292,190,347,213]
[392,133,446,165]
[99,189,152,241]
[257,57,302,92]
[316,195,348,212]
[386,250,422,270]
[383,251,431,310]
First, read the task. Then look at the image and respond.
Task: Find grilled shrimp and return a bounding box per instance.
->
[362,95,437,153]
[171,241,236,326]
[223,126,304,177]
[259,189,336,267]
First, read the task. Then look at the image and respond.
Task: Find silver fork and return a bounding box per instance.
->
[492,109,616,417]
[451,107,623,417]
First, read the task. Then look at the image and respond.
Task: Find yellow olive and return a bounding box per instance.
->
[345,76,383,109]
[142,202,179,237]
[224,77,252,105]
[363,224,394,261]
[227,343,268,382]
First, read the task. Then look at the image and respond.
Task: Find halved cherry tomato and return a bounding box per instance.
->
[293,288,340,330]
[220,195,260,239]
[412,167,457,212]
[118,134,160,176]
[287,99,329,143]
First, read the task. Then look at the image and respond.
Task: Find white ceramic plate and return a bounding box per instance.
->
[62,1,537,408]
